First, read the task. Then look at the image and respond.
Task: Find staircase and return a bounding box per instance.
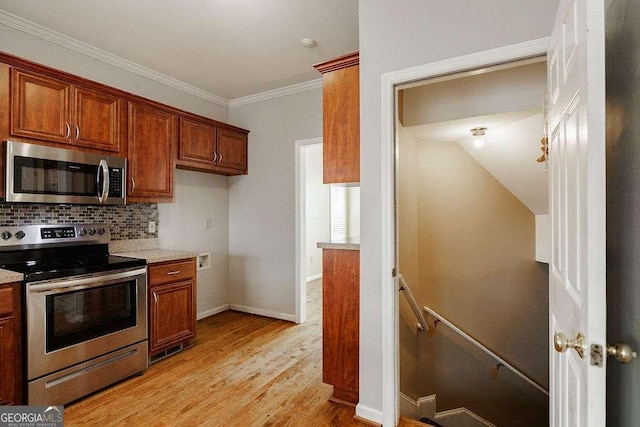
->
[400,393,495,427]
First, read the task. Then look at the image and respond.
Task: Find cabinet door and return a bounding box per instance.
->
[179,117,216,166]
[74,86,121,152]
[128,102,176,201]
[0,283,19,406]
[0,316,16,405]
[11,68,72,143]
[322,63,359,183]
[322,249,359,404]
[149,280,195,353]
[216,128,247,174]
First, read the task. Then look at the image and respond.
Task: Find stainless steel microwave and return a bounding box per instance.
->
[4,141,126,205]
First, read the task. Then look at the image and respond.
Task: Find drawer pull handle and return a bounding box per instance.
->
[167,270,181,275]
[153,292,158,304]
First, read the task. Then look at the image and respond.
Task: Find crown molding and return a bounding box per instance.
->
[0,10,229,108]
[229,78,322,108]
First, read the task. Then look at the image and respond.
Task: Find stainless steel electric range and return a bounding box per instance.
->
[0,223,148,405]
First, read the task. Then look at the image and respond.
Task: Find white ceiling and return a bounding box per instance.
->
[406,109,549,215]
[0,0,359,101]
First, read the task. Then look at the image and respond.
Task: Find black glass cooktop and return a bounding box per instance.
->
[0,244,146,283]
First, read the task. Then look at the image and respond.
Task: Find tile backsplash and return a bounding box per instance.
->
[0,203,159,240]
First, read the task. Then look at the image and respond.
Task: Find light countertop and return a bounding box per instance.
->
[0,269,24,284]
[110,238,198,264]
[113,249,198,264]
[317,237,360,251]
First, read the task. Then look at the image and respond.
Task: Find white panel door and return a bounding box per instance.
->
[547,0,606,425]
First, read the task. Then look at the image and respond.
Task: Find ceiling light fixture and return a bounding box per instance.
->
[471,127,487,148]
[300,38,317,48]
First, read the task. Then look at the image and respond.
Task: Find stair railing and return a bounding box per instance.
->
[423,305,549,396]
[398,274,428,332]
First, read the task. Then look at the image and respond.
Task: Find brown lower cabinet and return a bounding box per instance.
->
[0,282,22,405]
[148,258,197,357]
[322,249,359,406]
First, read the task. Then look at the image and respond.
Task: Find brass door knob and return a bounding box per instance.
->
[554,332,585,358]
[607,343,637,364]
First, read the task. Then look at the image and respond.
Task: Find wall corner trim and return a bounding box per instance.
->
[355,403,384,425]
[196,304,230,320]
[0,10,230,108]
[229,79,322,108]
[229,304,296,323]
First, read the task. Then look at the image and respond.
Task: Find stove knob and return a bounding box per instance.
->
[15,230,25,240]
[97,228,105,235]
[89,229,97,236]
[1,231,11,240]
[78,228,87,236]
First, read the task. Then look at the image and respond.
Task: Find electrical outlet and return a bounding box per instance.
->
[148,221,156,233]
[204,218,212,229]
[310,255,315,264]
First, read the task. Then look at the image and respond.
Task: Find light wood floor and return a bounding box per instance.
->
[64,280,430,427]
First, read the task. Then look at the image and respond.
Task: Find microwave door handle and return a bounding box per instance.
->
[98,159,110,204]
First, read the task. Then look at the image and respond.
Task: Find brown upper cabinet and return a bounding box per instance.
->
[314,53,359,184]
[11,68,123,152]
[127,102,177,202]
[0,52,250,202]
[177,117,248,175]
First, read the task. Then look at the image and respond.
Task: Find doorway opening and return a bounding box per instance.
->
[395,57,550,425]
[295,137,328,323]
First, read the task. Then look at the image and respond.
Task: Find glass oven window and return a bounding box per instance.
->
[45,280,137,353]
[14,156,99,197]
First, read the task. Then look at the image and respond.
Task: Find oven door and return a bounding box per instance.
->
[27,267,147,380]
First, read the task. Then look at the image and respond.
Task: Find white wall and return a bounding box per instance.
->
[535,214,551,263]
[305,143,329,280]
[228,89,322,320]
[358,0,559,421]
[158,169,229,319]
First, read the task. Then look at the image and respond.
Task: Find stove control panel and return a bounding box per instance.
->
[0,223,110,248]
[41,227,76,239]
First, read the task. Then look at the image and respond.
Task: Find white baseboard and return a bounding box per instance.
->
[355,403,383,425]
[306,273,322,283]
[399,392,436,420]
[196,304,229,320]
[435,407,496,427]
[229,304,296,322]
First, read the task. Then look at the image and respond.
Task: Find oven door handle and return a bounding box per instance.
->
[28,267,147,293]
[96,159,110,204]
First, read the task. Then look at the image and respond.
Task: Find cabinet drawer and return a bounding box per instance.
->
[0,287,14,316]
[148,259,195,286]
